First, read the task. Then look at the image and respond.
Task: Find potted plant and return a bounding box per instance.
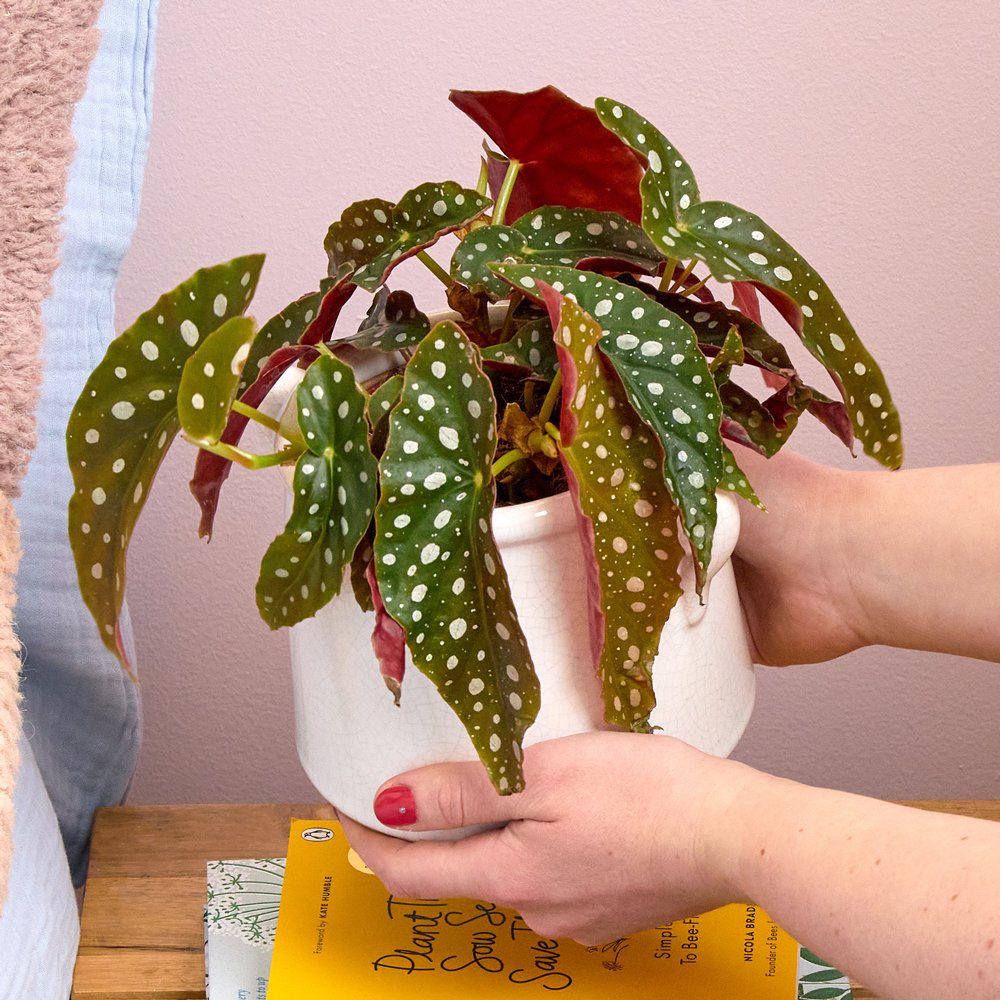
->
[66,86,901,828]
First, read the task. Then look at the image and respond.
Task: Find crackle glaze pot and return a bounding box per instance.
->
[264,352,756,840]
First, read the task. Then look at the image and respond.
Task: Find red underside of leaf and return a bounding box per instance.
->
[731,281,763,325]
[450,86,645,223]
[720,418,765,454]
[365,561,406,705]
[301,277,356,345]
[190,344,316,539]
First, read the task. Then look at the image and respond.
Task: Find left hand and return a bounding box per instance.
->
[336,731,757,946]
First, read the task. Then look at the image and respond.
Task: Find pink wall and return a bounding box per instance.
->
[119,1,1000,805]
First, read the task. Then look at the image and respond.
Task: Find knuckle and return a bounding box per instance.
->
[431,778,471,830]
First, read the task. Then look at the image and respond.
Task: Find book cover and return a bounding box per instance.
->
[204,857,285,999]
[267,818,852,999]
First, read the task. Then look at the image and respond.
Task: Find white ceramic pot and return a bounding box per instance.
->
[289,488,754,837]
[262,343,755,840]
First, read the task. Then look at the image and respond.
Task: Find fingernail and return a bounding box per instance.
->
[374,785,417,827]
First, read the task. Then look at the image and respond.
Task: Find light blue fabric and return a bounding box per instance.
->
[0,739,79,1000]
[13,0,158,886]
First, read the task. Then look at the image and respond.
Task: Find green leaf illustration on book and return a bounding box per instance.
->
[206,858,286,948]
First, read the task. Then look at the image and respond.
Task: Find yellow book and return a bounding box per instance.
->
[266,819,837,998]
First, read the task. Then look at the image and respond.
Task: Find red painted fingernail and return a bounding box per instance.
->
[374,785,417,827]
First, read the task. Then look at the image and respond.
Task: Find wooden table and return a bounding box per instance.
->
[71,800,1000,999]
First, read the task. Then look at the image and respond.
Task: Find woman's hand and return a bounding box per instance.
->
[731,448,874,665]
[337,732,756,945]
[733,450,1000,665]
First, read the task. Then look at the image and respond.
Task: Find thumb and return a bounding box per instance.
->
[373,759,536,833]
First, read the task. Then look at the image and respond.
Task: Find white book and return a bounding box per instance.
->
[204,857,285,999]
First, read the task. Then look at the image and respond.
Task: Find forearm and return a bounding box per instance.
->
[848,463,1000,662]
[723,768,1000,999]
[735,453,1000,664]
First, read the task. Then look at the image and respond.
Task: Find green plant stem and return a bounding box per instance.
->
[679,274,709,298]
[189,436,299,470]
[491,448,527,477]
[668,257,698,294]
[476,156,489,196]
[543,421,562,444]
[536,370,563,427]
[491,159,522,226]
[231,399,282,433]
[659,255,679,291]
[416,251,452,287]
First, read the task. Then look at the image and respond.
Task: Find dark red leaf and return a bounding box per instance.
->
[189,344,316,539]
[450,86,644,223]
[301,275,356,345]
[731,281,763,325]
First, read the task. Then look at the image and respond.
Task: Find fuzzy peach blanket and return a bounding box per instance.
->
[0,0,103,911]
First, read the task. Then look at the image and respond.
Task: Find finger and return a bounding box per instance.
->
[338,809,503,902]
[372,757,540,832]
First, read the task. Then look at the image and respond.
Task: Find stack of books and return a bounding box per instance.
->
[204,818,852,999]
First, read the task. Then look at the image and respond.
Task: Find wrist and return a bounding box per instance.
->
[692,757,774,905]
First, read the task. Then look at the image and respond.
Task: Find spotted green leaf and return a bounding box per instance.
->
[324,183,491,292]
[256,355,377,628]
[239,284,326,395]
[594,98,699,221]
[708,323,744,374]
[541,286,684,729]
[67,254,265,668]
[595,97,902,468]
[374,322,540,794]
[343,288,430,351]
[480,317,559,380]
[450,207,663,299]
[177,316,257,446]
[494,263,723,591]
[658,293,795,377]
[720,445,764,509]
[366,373,403,456]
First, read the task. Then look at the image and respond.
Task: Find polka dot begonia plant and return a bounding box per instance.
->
[67,87,902,792]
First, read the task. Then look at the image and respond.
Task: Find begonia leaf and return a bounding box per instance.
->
[450,87,644,223]
[595,97,902,468]
[256,355,376,628]
[718,380,807,457]
[451,207,662,299]
[341,288,430,351]
[324,183,491,292]
[708,323,745,374]
[480,317,558,380]
[374,321,540,794]
[188,276,351,541]
[190,343,317,540]
[720,445,765,509]
[366,372,403,456]
[657,293,795,377]
[494,263,723,591]
[540,285,684,729]
[67,254,264,668]
[239,282,326,395]
[177,316,258,447]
